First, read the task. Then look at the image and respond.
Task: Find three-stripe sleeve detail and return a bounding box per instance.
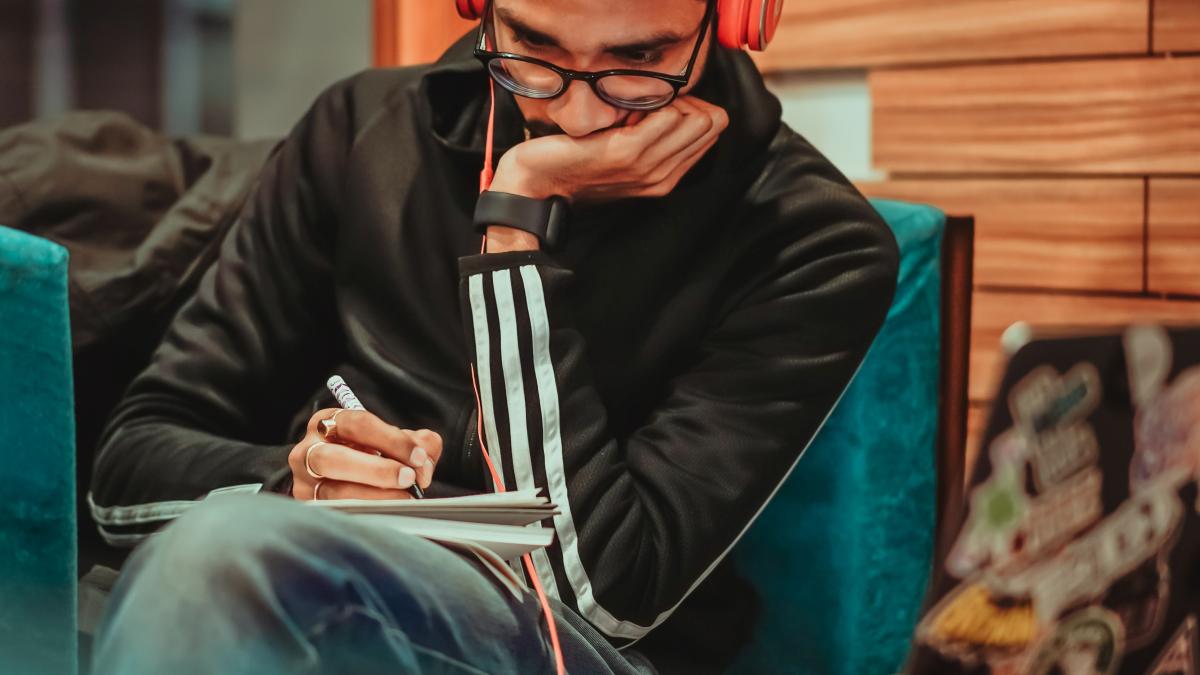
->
[464,263,656,640]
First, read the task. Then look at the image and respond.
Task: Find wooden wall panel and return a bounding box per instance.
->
[373,0,401,66]
[859,179,1144,291]
[872,57,1200,174]
[1149,179,1200,296]
[1155,0,1200,53]
[756,0,1148,71]
[970,291,1200,402]
[373,0,473,67]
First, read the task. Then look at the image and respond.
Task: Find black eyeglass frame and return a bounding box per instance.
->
[472,0,715,111]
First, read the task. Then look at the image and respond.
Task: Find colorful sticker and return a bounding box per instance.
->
[948,462,1102,581]
[1010,363,1102,435]
[1025,606,1125,675]
[1009,363,1103,491]
[1016,466,1104,571]
[1125,324,1174,410]
[947,458,1031,580]
[915,582,1040,667]
[1017,473,1186,623]
[1131,366,1200,494]
[1030,424,1101,494]
[1104,555,1171,651]
[1147,615,1198,675]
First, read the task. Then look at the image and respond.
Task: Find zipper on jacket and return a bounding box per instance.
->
[459,406,482,488]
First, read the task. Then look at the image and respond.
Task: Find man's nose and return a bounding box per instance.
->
[547,79,620,138]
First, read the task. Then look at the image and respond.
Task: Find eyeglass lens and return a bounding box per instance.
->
[488,58,676,109]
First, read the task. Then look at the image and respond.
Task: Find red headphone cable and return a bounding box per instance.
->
[474,75,568,675]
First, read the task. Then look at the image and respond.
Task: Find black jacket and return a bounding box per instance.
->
[91,32,899,669]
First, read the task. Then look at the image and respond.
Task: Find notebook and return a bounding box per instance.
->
[309,488,559,563]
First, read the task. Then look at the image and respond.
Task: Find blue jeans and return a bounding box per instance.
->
[92,493,646,675]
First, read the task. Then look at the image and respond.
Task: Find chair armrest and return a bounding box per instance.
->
[0,225,78,675]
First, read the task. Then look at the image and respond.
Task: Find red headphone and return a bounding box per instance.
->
[455,0,784,52]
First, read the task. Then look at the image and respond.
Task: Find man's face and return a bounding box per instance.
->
[489,0,713,138]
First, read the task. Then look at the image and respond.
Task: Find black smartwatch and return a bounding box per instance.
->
[473,191,569,250]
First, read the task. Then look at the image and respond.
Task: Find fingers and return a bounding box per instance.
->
[605,105,685,165]
[612,96,727,189]
[298,478,416,502]
[307,407,343,435]
[297,408,444,494]
[638,128,719,197]
[314,409,438,470]
[292,440,421,490]
[637,98,715,168]
[662,116,722,175]
[410,429,441,490]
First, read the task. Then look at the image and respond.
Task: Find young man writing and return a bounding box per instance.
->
[89,0,899,672]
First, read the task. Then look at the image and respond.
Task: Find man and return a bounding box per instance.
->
[89,0,899,672]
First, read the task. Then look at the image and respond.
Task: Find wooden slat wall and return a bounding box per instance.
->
[1155,0,1200,53]
[754,0,1148,71]
[859,179,1144,291]
[1149,179,1200,296]
[871,58,1200,174]
[759,1,1200,512]
[971,291,1200,403]
[373,0,473,67]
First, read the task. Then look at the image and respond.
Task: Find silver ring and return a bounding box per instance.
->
[313,479,325,501]
[305,441,328,479]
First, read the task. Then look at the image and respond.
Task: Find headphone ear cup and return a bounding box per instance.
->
[745,0,782,51]
[716,0,751,50]
[455,0,485,20]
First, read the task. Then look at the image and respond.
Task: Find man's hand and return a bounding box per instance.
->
[489,95,729,204]
[288,408,442,500]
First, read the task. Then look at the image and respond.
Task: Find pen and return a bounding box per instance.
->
[325,375,424,499]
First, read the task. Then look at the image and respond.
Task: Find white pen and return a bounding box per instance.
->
[325,375,424,499]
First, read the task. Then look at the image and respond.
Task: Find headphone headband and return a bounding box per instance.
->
[455,0,783,52]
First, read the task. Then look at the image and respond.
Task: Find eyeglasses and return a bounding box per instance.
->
[473,0,714,112]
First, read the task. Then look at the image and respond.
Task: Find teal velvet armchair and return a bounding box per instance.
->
[0,225,78,675]
[0,200,971,675]
[730,199,973,675]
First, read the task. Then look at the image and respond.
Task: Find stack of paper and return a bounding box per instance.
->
[310,488,558,562]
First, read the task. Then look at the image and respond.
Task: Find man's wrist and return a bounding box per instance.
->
[485,225,542,252]
[481,156,559,252]
[489,153,555,201]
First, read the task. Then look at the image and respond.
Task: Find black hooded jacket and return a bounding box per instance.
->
[90,31,899,670]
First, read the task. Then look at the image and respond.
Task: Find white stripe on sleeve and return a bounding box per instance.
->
[489,269,561,601]
[468,274,508,493]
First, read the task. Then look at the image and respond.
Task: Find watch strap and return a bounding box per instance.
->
[473,191,568,249]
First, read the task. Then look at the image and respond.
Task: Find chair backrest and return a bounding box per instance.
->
[729,200,975,674]
[935,216,974,569]
[0,225,78,675]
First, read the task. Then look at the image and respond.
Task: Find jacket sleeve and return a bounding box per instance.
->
[88,80,352,544]
[457,181,899,642]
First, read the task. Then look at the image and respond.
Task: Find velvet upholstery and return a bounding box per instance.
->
[729,200,942,674]
[0,225,78,675]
